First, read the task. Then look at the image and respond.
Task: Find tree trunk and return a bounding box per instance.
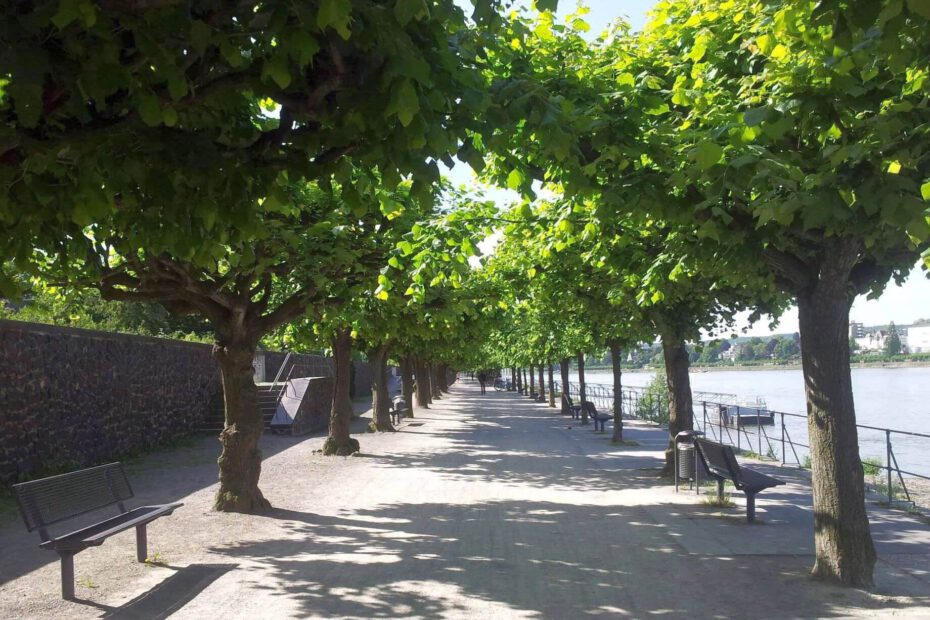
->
[529,363,536,398]
[516,367,523,393]
[438,364,450,392]
[798,269,876,586]
[577,351,588,425]
[509,367,516,391]
[400,356,415,417]
[547,363,555,408]
[368,344,394,432]
[430,364,442,400]
[660,330,693,475]
[323,329,360,456]
[415,357,431,407]
[537,364,545,402]
[560,358,570,415]
[213,339,271,513]
[523,367,528,394]
[610,340,624,442]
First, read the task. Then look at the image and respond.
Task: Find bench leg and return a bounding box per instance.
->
[136,523,148,562]
[60,552,75,600]
[746,493,756,523]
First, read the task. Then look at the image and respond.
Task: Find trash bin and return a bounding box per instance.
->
[674,430,704,493]
[678,443,695,480]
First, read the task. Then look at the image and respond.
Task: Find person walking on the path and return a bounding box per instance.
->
[477,370,487,394]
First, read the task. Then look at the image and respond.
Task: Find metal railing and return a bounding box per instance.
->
[549,378,930,508]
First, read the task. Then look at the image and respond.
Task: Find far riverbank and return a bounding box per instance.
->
[584,359,930,374]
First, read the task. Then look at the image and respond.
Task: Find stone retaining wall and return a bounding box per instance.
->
[0,320,223,485]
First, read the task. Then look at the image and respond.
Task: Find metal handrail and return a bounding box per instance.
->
[552,377,930,508]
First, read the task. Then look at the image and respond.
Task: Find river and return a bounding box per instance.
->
[565,366,930,477]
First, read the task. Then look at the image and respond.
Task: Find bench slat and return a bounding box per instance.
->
[12,463,133,532]
[39,503,183,552]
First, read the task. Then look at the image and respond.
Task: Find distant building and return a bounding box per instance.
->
[849,321,865,339]
[910,325,930,353]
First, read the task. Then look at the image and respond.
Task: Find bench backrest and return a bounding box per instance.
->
[392,395,407,410]
[562,393,574,407]
[694,438,741,484]
[11,463,133,538]
[581,401,597,415]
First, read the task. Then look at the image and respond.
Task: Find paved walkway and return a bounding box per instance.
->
[2,381,930,618]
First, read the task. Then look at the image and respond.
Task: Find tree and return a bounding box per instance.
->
[884,322,902,356]
[644,0,930,584]
[2,0,514,512]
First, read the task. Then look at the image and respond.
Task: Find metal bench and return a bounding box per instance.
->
[11,463,183,599]
[562,393,583,419]
[583,401,611,432]
[390,395,409,425]
[693,438,785,522]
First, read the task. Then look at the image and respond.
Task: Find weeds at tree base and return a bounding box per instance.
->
[611,439,640,446]
[702,493,735,508]
[144,552,167,567]
[77,577,98,589]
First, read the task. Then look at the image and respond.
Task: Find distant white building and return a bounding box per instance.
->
[855,331,889,352]
[909,325,930,353]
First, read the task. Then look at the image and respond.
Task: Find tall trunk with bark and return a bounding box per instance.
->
[547,363,555,408]
[529,363,536,398]
[577,351,588,424]
[609,340,624,442]
[438,364,450,392]
[516,367,523,394]
[400,356,415,417]
[537,364,545,402]
[368,344,394,432]
[797,255,875,586]
[560,358,570,415]
[430,364,442,400]
[323,329,360,456]
[660,329,693,474]
[523,367,529,394]
[415,357,431,407]
[214,338,270,512]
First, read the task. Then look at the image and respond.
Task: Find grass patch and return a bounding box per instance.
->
[862,456,883,477]
[144,552,168,567]
[610,439,640,446]
[701,493,735,508]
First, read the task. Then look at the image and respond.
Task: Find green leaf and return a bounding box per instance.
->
[694,142,723,170]
[51,0,81,29]
[394,0,429,25]
[262,56,292,89]
[756,34,775,55]
[506,169,524,190]
[533,0,558,11]
[317,0,352,39]
[162,107,178,127]
[743,107,772,127]
[8,82,43,128]
[385,79,419,127]
[907,0,930,19]
[920,181,930,201]
[288,31,320,67]
[190,21,212,56]
[138,93,162,126]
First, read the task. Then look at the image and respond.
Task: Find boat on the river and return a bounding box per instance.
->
[718,400,775,427]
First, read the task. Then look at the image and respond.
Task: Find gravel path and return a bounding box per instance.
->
[2,381,929,618]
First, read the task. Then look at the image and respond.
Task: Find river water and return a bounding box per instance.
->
[567,366,930,477]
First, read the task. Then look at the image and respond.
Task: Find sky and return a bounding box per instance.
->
[451,1,930,335]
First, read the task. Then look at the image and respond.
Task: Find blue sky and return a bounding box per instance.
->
[451,1,930,335]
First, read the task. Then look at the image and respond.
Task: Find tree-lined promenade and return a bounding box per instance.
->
[3,0,930,589]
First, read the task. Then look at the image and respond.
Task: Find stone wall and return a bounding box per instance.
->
[0,320,223,485]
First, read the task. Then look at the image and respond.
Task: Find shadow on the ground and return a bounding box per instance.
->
[71,563,235,619]
[208,499,924,618]
[0,398,375,586]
